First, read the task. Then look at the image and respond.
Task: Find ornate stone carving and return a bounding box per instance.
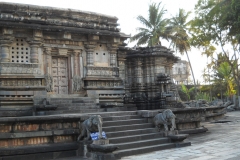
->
[86,67,119,77]
[0,79,41,86]
[86,80,123,87]
[45,74,53,92]
[153,109,176,131]
[77,115,103,141]
[73,75,81,92]
[0,63,41,74]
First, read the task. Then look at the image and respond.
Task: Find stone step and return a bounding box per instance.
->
[114,143,176,158]
[103,123,153,132]
[103,119,148,127]
[102,115,141,121]
[106,128,157,138]
[57,105,100,110]
[116,138,170,150]
[88,111,137,118]
[109,133,162,144]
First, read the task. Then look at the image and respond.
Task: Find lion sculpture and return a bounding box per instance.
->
[77,115,103,141]
[153,109,176,131]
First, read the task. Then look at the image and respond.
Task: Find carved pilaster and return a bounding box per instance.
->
[73,50,81,76]
[84,43,96,66]
[43,47,52,74]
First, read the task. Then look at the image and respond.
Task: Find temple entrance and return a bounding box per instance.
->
[52,57,68,94]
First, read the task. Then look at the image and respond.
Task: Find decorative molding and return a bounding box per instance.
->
[86,67,119,77]
[0,63,41,75]
[0,79,42,86]
[86,80,123,87]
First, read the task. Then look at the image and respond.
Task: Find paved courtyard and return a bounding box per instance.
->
[122,111,240,160]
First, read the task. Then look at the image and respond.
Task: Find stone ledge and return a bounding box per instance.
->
[0,129,79,139]
[0,142,78,156]
[0,86,46,90]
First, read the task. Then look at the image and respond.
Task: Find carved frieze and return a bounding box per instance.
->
[0,79,42,86]
[86,67,119,77]
[0,63,41,75]
[86,80,123,87]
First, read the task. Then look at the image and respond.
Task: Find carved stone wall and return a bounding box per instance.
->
[122,45,179,110]
[0,63,41,75]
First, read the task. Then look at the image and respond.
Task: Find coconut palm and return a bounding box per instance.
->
[130,2,170,46]
[168,9,198,95]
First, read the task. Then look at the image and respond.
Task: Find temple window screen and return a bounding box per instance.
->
[10,38,30,63]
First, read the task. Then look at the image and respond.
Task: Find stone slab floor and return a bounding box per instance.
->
[61,111,240,160]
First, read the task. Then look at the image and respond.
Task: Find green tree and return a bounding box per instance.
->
[192,0,240,99]
[130,2,170,46]
[168,9,198,95]
[215,62,236,97]
[181,84,195,101]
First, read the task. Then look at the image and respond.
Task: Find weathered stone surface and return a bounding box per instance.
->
[87,144,119,153]
[168,134,189,142]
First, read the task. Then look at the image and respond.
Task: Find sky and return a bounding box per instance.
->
[1,0,208,83]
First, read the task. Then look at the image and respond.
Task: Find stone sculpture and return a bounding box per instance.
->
[153,109,176,131]
[73,75,81,92]
[45,74,53,92]
[77,115,103,141]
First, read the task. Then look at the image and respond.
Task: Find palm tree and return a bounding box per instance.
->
[130,2,170,46]
[168,9,198,95]
[215,62,236,97]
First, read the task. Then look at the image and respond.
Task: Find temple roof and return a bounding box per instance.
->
[0,2,130,38]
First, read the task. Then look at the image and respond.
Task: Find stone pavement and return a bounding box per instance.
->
[122,111,240,160]
[60,111,240,160]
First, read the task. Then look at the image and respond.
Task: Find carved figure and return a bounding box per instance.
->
[45,74,53,92]
[73,75,81,92]
[77,115,103,141]
[153,109,176,131]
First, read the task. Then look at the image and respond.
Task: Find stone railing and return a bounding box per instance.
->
[0,62,41,75]
[138,106,226,134]
[86,66,119,77]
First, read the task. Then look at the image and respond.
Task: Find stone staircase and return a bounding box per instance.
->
[100,113,191,159]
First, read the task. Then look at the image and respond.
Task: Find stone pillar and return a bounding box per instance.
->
[0,43,10,62]
[84,43,95,66]
[0,28,13,62]
[30,44,39,63]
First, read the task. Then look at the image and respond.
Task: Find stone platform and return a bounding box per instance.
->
[0,106,225,159]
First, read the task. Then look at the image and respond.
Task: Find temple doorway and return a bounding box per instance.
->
[52,57,69,94]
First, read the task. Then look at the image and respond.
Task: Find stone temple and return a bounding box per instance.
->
[0,2,179,116]
[0,2,226,160]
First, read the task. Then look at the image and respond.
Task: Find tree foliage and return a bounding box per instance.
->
[130,2,170,46]
[192,0,240,97]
